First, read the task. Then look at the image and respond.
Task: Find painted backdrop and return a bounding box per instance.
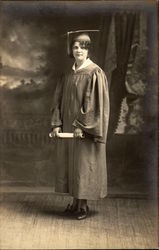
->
[0,1,157,197]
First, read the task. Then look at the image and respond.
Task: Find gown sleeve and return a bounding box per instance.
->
[73,68,109,140]
[50,75,64,128]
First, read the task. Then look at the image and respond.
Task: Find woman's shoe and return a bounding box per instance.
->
[64,204,72,213]
[64,203,78,214]
[77,206,89,220]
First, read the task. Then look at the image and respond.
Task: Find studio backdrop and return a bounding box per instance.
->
[0,1,157,197]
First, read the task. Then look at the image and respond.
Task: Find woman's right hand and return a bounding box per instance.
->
[52,127,62,137]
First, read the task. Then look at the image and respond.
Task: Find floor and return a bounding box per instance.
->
[0,192,158,249]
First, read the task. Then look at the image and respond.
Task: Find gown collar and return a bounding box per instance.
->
[72,58,93,72]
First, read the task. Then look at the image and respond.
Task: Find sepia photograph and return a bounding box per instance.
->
[0,0,158,249]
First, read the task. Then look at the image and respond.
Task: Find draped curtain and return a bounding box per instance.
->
[97,15,112,68]
[108,12,137,138]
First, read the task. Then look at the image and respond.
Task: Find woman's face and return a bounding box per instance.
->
[72,41,88,63]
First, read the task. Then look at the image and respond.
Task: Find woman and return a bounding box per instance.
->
[50,31,109,220]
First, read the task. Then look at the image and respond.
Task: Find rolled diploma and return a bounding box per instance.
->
[49,132,84,138]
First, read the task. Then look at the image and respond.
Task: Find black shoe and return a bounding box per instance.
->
[64,203,78,214]
[64,204,72,213]
[77,206,89,220]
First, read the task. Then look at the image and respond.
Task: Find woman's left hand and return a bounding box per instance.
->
[74,128,83,138]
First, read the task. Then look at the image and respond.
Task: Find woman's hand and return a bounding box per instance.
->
[74,128,83,138]
[52,127,62,137]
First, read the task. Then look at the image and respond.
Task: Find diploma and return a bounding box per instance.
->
[49,132,85,138]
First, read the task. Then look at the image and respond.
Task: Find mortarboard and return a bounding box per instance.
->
[65,29,100,55]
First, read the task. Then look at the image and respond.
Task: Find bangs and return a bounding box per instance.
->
[72,40,90,50]
[78,41,90,49]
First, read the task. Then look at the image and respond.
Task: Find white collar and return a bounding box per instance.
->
[72,58,93,72]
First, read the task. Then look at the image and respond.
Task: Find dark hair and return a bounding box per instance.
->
[69,40,91,58]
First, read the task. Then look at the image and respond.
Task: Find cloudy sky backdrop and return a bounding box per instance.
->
[0,4,58,89]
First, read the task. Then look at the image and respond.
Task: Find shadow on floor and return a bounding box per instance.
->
[2,199,99,220]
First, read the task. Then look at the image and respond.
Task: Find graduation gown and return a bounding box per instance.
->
[51,60,109,200]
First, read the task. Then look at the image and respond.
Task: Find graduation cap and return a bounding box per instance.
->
[65,29,100,55]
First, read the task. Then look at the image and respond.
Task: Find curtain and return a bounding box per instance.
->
[97,15,112,68]
[108,12,137,138]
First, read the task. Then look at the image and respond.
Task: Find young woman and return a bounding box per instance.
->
[51,31,110,220]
